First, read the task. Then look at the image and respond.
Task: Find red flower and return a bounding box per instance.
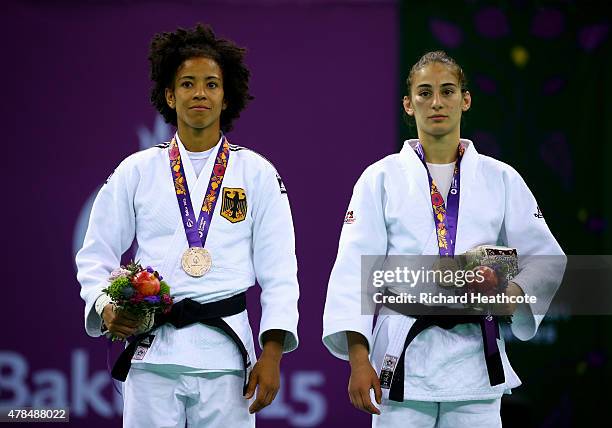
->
[132,271,161,296]
[467,266,499,295]
[431,192,444,207]
[213,164,226,176]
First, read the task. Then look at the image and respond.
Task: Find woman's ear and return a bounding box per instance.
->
[462,91,472,112]
[165,88,176,109]
[403,96,414,116]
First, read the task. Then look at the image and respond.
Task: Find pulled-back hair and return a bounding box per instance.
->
[405,50,468,96]
[148,24,253,132]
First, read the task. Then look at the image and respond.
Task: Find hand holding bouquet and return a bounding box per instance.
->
[463,264,509,296]
[459,246,519,318]
[102,261,173,340]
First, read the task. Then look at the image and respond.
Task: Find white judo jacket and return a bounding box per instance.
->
[323,139,565,401]
[77,135,299,372]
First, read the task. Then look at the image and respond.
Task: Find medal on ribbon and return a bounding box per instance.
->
[181,247,213,277]
[169,135,230,277]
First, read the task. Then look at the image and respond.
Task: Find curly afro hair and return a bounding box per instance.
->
[148,24,253,132]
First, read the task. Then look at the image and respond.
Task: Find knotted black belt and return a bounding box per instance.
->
[111,292,250,394]
[382,291,505,402]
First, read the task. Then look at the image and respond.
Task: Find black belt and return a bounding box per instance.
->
[111,292,250,394]
[382,292,505,402]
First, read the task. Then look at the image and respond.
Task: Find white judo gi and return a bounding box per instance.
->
[322,139,565,426]
[77,134,299,427]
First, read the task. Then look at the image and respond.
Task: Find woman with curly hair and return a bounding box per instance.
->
[77,24,299,427]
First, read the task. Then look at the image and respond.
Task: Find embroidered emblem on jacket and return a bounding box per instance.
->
[344,210,356,224]
[379,354,398,389]
[276,173,287,194]
[534,206,544,218]
[221,187,247,223]
[132,335,155,361]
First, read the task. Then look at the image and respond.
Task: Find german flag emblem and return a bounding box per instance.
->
[221,187,247,223]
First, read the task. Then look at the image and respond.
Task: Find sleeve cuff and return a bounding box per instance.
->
[94,294,112,317]
[322,317,373,361]
[258,329,298,353]
[85,294,112,337]
[509,279,542,341]
[509,294,538,341]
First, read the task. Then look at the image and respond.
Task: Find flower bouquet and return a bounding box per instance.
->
[458,245,519,319]
[102,261,173,338]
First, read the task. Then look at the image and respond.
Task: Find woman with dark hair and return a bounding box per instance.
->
[77,24,299,427]
[322,51,564,427]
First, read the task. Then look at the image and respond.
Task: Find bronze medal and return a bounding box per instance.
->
[181,247,212,277]
[432,257,460,287]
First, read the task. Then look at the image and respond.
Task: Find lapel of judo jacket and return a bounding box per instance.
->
[455,139,479,255]
[399,139,480,256]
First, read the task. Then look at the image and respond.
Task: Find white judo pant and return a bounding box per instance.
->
[123,368,255,428]
[372,398,502,428]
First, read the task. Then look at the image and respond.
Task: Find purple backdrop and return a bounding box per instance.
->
[2,1,398,426]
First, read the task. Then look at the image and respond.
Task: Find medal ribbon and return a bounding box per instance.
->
[414,142,501,369]
[169,135,230,249]
[413,142,465,257]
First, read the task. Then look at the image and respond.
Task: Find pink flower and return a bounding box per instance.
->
[108,268,131,281]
